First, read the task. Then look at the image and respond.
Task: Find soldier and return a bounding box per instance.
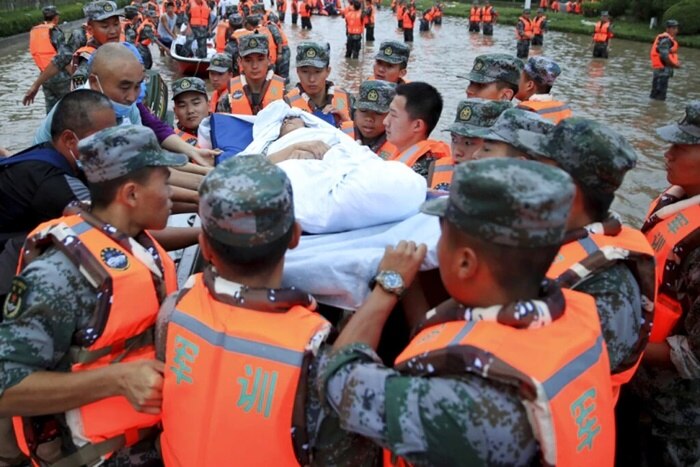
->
[186,0,212,58]
[471,107,552,159]
[468,1,481,33]
[157,155,380,466]
[0,125,188,466]
[172,78,209,147]
[650,19,681,101]
[633,101,700,466]
[592,11,614,58]
[531,7,547,46]
[515,56,573,123]
[345,0,364,59]
[516,8,534,59]
[372,41,410,85]
[266,13,292,80]
[460,53,523,101]
[26,6,72,114]
[285,42,352,128]
[480,0,497,35]
[224,14,244,70]
[216,34,285,115]
[341,80,397,160]
[318,157,615,465]
[207,53,234,113]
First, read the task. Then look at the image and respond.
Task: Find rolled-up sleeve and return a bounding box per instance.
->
[138,103,174,143]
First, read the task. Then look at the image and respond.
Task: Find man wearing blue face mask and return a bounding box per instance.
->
[34,43,219,167]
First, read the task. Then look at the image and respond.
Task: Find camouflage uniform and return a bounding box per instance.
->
[631,101,700,466]
[446,98,512,139]
[516,10,532,59]
[172,77,208,137]
[650,20,680,101]
[318,158,579,465]
[72,1,122,88]
[374,41,410,83]
[0,126,186,467]
[156,155,380,466]
[216,34,272,113]
[35,6,73,114]
[531,8,547,46]
[224,15,243,71]
[593,12,612,58]
[186,0,211,58]
[459,53,523,91]
[470,107,553,155]
[351,80,395,155]
[266,15,290,79]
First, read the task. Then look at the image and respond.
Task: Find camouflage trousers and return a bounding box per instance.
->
[191,26,209,58]
[593,42,609,58]
[651,67,673,101]
[42,72,71,114]
[516,39,530,59]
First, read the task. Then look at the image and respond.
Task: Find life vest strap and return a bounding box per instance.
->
[49,426,158,467]
[68,326,155,365]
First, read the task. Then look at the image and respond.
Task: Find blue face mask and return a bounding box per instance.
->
[93,74,136,121]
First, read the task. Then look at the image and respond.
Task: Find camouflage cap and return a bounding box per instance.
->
[375,40,410,65]
[172,77,207,100]
[239,33,269,57]
[446,98,512,137]
[601,10,609,16]
[251,2,265,12]
[523,56,561,86]
[421,158,574,247]
[459,53,523,87]
[124,5,139,17]
[666,19,679,28]
[245,13,261,25]
[268,12,279,23]
[199,154,295,247]
[42,5,59,18]
[516,117,637,195]
[355,80,396,113]
[229,13,243,25]
[296,41,331,68]
[656,100,700,145]
[208,53,233,72]
[78,125,188,183]
[470,108,553,153]
[83,0,121,21]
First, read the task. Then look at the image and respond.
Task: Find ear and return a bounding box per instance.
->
[198,231,213,263]
[502,87,515,101]
[118,181,140,208]
[414,118,427,136]
[398,68,407,78]
[455,246,478,281]
[287,221,302,250]
[86,23,94,36]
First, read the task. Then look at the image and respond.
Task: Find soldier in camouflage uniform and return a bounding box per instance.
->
[630,101,700,466]
[24,6,74,113]
[372,40,410,84]
[460,53,523,101]
[267,13,291,80]
[172,77,209,146]
[318,157,616,465]
[344,80,396,160]
[0,125,187,467]
[470,107,553,159]
[650,19,681,101]
[72,1,124,87]
[156,155,380,466]
[514,56,572,123]
[445,98,511,164]
[224,13,244,68]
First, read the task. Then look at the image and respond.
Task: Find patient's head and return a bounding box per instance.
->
[279,116,306,137]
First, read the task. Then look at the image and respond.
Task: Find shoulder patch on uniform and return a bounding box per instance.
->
[4,277,29,320]
[100,247,130,271]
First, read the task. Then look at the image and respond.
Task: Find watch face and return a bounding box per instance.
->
[382,271,403,288]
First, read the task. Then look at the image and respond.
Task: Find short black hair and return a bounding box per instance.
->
[50,89,113,141]
[495,80,519,96]
[396,82,443,136]
[205,224,294,275]
[88,166,160,209]
[581,190,615,222]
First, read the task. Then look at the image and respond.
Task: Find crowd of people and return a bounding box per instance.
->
[0,0,698,465]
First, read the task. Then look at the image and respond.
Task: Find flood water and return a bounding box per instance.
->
[2,7,700,225]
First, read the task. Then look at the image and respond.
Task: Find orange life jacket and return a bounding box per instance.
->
[517,99,572,123]
[340,121,396,160]
[566,1,575,12]
[547,227,655,402]
[539,0,548,8]
[160,273,329,467]
[532,15,546,34]
[593,21,613,43]
[300,0,312,17]
[389,139,450,168]
[574,1,581,13]
[429,157,453,190]
[29,23,56,72]
[285,86,351,126]
[189,0,211,26]
[13,212,176,466]
[469,6,480,21]
[551,0,559,11]
[257,26,278,64]
[277,0,287,12]
[215,19,229,52]
[402,8,414,28]
[650,32,679,69]
[176,127,199,146]
[517,16,534,39]
[642,192,700,342]
[363,5,375,25]
[345,8,364,34]
[480,5,493,22]
[227,72,286,115]
[210,87,224,113]
[392,289,615,466]
[396,3,404,20]
[232,27,252,41]
[136,18,158,45]
[71,45,96,75]
[292,0,299,13]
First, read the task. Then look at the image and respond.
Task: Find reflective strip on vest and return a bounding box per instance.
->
[517,100,573,124]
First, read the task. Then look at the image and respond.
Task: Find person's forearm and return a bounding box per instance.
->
[162,135,201,163]
[0,366,123,417]
[642,342,673,369]
[172,202,199,214]
[267,144,297,163]
[171,185,199,205]
[169,167,204,191]
[333,288,398,351]
[150,227,200,251]
[32,62,61,88]
[177,162,211,176]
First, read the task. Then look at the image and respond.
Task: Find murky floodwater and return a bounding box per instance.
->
[2,8,700,224]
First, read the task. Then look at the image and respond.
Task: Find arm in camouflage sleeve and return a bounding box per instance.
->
[22,28,73,105]
[657,37,676,68]
[666,248,700,379]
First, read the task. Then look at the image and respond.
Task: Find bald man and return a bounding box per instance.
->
[34,43,217,170]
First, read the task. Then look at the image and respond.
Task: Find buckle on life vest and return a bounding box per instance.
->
[69,326,156,365]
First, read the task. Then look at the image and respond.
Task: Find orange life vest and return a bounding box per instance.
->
[402,8,414,28]
[71,45,96,75]
[277,0,287,12]
[363,5,375,25]
[547,227,655,402]
[13,212,176,466]
[176,127,199,146]
[539,0,548,8]
[396,3,404,20]
[210,87,224,113]
[480,5,493,22]
[300,0,312,17]
[517,99,572,123]
[257,26,278,64]
[340,121,396,160]
[292,0,299,13]
[642,192,700,342]
[593,21,613,43]
[517,16,534,39]
[160,273,329,467]
[574,1,581,13]
[345,8,364,34]
[429,157,453,190]
[389,139,450,168]
[650,32,679,69]
[136,18,158,45]
[285,86,351,126]
[551,0,559,11]
[215,19,229,52]
[469,6,480,22]
[232,27,252,41]
[392,289,615,466]
[227,72,286,115]
[532,15,546,34]
[29,23,56,72]
[189,0,211,26]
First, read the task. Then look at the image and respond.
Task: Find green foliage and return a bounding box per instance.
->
[663,0,700,35]
[582,1,601,17]
[599,0,628,16]
[632,0,680,21]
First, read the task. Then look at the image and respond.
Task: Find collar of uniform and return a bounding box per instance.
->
[527,93,555,102]
[413,279,566,337]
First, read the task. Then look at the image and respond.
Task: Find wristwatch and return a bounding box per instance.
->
[370,270,406,298]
